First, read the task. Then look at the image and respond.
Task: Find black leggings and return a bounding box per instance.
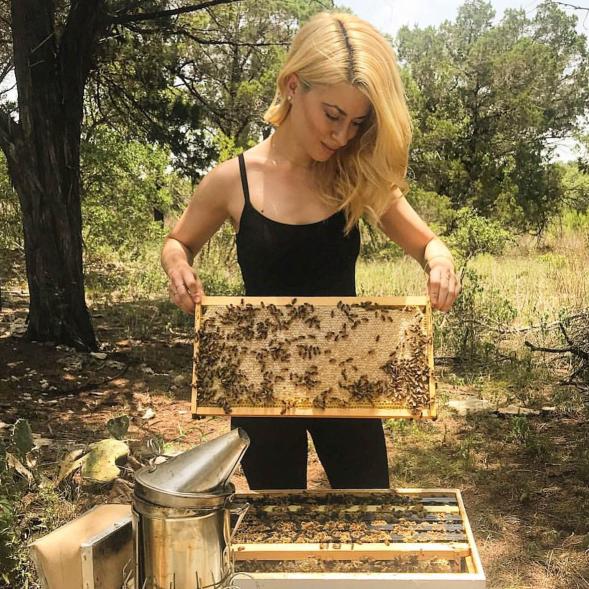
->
[231,417,389,490]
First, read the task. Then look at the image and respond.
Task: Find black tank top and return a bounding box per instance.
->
[236,153,361,297]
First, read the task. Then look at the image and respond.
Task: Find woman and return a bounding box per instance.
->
[161,12,460,490]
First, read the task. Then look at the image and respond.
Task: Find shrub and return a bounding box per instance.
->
[438,207,517,358]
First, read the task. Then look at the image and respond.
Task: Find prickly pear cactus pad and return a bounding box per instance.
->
[192,296,435,418]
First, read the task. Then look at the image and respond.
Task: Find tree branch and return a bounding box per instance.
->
[0,58,13,86]
[553,2,589,12]
[0,105,18,157]
[109,0,243,26]
[174,28,290,47]
[524,341,576,354]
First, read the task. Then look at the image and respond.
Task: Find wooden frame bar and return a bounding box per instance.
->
[192,296,436,419]
[200,296,429,306]
[232,489,486,589]
[235,542,472,561]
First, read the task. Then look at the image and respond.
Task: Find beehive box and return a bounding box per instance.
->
[231,489,486,588]
[192,296,436,419]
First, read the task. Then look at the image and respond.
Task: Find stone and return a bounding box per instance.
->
[447,398,493,416]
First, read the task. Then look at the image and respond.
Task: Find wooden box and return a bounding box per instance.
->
[231,489,485,588]
[192,296,436,419]
[29,504,132,589]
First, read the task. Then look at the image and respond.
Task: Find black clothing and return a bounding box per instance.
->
[231,417,389,489]
[236,152,360,297]
[231,153,389,490]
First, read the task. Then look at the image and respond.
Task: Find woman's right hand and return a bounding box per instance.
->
[167,263,204,315]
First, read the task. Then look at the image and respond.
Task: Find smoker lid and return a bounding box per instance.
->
[134,478,236,509]
[133,428,249,504]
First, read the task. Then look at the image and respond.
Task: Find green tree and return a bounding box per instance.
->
[0,155,21,251]
[0,0,250,350]
[80,127,187,254]
[397,0,589,232]
[171,0,334,171]
[84,0,332,185]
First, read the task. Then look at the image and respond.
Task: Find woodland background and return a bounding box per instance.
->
[0,1,588,587]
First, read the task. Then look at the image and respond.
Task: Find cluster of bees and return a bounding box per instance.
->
[194,299,432,413]
[233,492,465,546]
[236,558,461,575]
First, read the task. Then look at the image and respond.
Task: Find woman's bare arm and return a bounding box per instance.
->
[161,160,237,313]
[378,188,460,312]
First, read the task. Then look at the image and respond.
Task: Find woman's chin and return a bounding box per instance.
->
[313,146,337,161]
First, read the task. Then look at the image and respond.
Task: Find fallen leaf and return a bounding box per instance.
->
[56,448,86,486]
[32,434,53,448]
[142,408,156,420]
[6,452,34,484]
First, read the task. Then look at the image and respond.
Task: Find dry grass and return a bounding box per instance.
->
[357,228,589,324]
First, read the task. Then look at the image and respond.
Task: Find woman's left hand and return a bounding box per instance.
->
[427,259,461,312]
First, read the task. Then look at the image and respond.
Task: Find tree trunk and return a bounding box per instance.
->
[2,0,107,350]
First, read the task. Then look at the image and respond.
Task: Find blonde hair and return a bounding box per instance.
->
[264,12,412,234]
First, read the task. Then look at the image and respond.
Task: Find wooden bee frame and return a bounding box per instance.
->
[231,489,486,588]
[192,296,436,419]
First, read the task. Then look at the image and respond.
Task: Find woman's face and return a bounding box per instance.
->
[288,79,372,162]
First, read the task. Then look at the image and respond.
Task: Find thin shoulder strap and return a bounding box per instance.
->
[238,153,251,204]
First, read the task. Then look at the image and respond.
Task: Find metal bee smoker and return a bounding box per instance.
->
[132,428,250,589]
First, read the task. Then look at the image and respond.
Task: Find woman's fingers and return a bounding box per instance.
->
[428,265,460,312]
[180,268,203,304]
[169,285,195,315]
[438,274,461,312]
[428,267,448,310]
[168,267,204,314]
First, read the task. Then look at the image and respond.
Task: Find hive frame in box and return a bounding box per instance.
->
[231,488,485,589]
[192,295,436,419]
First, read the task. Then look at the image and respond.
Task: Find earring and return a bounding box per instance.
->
[287,95,292,102]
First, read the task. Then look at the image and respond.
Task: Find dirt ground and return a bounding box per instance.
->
[1,281,588,588]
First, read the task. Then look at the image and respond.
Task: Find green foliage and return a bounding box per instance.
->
[560,162,589,213]
[211,130,257,164]
[174,0,335,153]
[86,17,215,182]
[508,416,552,459]
[439,266,518,358]
[446,207,512,263]
[0,421,40,585]
[0,155,22,251]
[88,0,335,181]
[397,0,589,232]
[0,444,17,582]
[406,188,454,235]
[437,208,517,357]
[359,219,404,261]
[80,126,188,254]
[198,222,244,295]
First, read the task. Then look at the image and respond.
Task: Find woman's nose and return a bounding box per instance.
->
[331,125,349,147]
